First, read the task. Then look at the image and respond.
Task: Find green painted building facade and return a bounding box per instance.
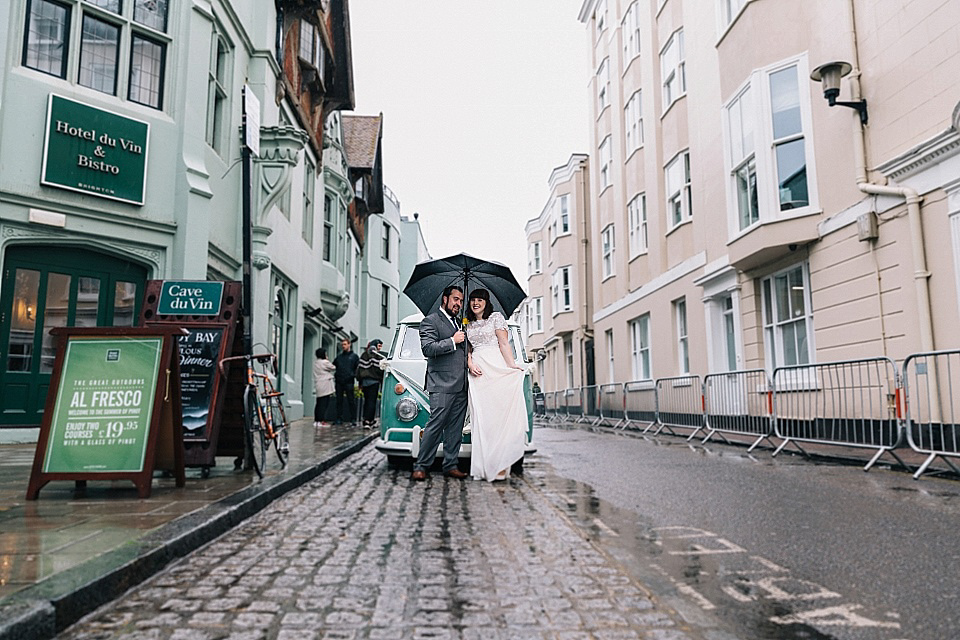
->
[0,0,365,438]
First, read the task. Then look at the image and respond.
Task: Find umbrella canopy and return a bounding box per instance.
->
[402,253,527,318]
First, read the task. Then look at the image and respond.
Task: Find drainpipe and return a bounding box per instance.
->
[845,0,934,355]
[578,159,593,386]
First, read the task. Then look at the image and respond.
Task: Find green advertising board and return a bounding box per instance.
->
[41,94,150,205]
[157,281,224,316]
[42,338,162,473]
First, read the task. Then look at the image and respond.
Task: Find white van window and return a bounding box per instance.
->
[398,326,424,360]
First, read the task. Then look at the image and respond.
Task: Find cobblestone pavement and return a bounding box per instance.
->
[58,446,719,640]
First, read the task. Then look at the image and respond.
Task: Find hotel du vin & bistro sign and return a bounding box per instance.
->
[41,94,150,205]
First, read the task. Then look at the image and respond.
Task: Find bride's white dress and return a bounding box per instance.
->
[466,312,527,481]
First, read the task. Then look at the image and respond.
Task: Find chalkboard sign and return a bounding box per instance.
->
[27,326,186,499]
[178,327,225,438]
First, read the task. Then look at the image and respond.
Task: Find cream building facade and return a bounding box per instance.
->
[526,0,960,392]
[524,154,592,391]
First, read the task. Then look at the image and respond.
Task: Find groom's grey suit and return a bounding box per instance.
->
[413,307,469,473]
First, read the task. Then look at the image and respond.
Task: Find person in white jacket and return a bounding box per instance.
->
[312,348,336,426]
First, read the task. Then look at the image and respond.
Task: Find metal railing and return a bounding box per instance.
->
[598,383,625,427]
[703,369,774,451]
[902,351,960,479]
[535,351,960,479]
[623,380,657,430]
[654,375,704,438]
[771,358,904,470]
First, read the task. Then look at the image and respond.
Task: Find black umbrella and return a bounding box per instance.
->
[402,253,527,318]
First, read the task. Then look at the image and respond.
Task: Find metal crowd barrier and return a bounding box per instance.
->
[703,369,775,451]
[543,391,561,423]
[599,383,625,427]
[580,385,602,425]
[654,375,704,438]
[623,380,657,430]
[772,358,905,471]
[902,351,960,478]
[560,388,581,422]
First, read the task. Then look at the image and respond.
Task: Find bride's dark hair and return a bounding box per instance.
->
[466,288,493,321]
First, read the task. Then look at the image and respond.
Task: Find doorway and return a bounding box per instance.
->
[0,245,148,427]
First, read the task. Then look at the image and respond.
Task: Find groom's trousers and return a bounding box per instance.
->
[414,390,468,472]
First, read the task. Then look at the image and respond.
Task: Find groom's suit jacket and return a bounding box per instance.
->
[419,308,468,394]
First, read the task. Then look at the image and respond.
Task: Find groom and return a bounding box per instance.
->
[411,285,469,480]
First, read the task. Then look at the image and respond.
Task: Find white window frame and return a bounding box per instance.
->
[625,90,643,157]
[564,340,575,387]
[559,195,570,234]
[622,2,641,63]
[552,266,572,315]
[528,241,542,275]
[629,314,651,381]
[660,28,686,110]
[721,0,748,30]
[381,223,391,261]
[675,298,689,374]
[628,193,648,258]
[530,297,543,333]
[599,136,612,192]
[722,55,819,240]
[726,83,758,231]
[302,155,315,245]
[601,224,615,280]
[595,0,608,35]
[597,58,610,113]
[761,262,815,372]
[665,150,692,229]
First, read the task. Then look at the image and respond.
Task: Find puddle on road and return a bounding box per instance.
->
[525,460,905,640]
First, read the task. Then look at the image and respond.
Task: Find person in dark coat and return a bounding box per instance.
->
[411,285,469,480]
[356,339,385,428]
[332,338,359,424]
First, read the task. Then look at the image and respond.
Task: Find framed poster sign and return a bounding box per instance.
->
[27,327,187,499]
[176,326,227,440]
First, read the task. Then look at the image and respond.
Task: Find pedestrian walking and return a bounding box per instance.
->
[356,339,385,429]
[332,338,359,424]
[312,348,335,426]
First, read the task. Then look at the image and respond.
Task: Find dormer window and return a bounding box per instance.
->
[298,18,325,91]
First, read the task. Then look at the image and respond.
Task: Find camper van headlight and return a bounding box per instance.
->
[396,398,419,422]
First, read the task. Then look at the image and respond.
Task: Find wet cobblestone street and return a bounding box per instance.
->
[58,446,707,640]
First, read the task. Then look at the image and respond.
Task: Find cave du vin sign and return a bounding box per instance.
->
[41,94,150,205]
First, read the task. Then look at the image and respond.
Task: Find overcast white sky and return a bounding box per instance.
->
[349,1,591,288]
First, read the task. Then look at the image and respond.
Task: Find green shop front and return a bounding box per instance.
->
[0,95,153,429]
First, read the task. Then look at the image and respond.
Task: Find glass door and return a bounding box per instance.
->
[0,246,147,427]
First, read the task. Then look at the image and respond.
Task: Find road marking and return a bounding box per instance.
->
[592,518,620,537]
[668,537,745,555]
[771,604,901,629]
[651,563,716,611]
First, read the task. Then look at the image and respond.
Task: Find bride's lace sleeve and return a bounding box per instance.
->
[493,312,507,331]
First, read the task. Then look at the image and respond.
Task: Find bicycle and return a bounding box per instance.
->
[219,351,290,478]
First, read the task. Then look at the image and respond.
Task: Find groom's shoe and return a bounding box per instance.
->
[443,469,468,479]
[411,470,427,481]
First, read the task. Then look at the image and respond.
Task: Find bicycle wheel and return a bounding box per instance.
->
[269,396,289,467]
[244,387,267,478]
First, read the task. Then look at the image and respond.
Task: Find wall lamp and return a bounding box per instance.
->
[810,61,868,125]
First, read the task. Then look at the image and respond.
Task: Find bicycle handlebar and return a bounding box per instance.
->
[218,353,277,377]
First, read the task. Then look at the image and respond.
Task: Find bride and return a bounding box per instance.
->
[464,288,527,481]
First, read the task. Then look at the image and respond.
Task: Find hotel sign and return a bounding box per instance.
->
[41,94,150,205]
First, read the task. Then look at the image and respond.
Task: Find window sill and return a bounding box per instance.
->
[601,273,615,283]
[665,218,692,238]
[625,145,643,164]
[628,250,648,263]
[726,207,823,244]
[596,104,610,121]
[621,54,641,77]
[716,1,751,47]
[660,94,686,120]
[598,183,613,197]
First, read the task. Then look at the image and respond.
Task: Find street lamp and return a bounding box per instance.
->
[810,61,868,125]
